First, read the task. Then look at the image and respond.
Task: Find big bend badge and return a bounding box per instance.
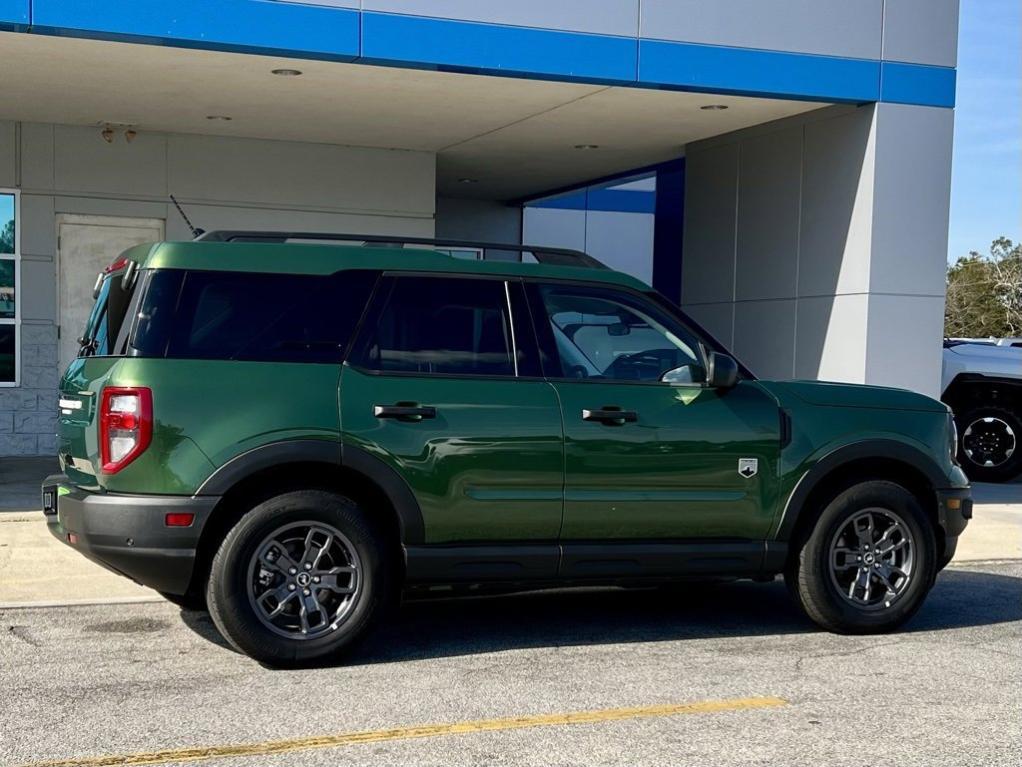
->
[738,458,758,478]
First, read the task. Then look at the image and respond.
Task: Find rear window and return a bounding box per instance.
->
[131,269,377,363]
[79,268,138,358]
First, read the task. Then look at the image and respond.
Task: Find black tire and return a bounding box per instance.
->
[206,489,395,666]
[158,589,207,611]
[785,480,937,634]
[954,403,1022,483]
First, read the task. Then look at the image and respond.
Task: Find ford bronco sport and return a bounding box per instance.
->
[44,232,972,666]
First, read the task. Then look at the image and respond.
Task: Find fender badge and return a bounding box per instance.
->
[738,458,758,478]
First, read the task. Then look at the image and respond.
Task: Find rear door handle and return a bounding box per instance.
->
[373,404,437,421]
[582,407,638,425]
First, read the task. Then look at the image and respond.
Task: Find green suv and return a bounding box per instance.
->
[44,232,971,665]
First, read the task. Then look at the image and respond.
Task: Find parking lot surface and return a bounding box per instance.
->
[2,465,1019,766]
[2,558,1020,767]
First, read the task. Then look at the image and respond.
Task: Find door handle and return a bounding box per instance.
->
[373,404,437,421]
[582,407,638,425]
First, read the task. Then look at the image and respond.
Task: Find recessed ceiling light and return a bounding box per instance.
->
[700,104,729,111]
[458,178,479,184]
[271,68,303,77]
[206,115,232,121]
[574,144,600,150]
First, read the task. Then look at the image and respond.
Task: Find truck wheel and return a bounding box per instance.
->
[206,489,395,666]
[955,404,1021,483]
[785,480,936,634]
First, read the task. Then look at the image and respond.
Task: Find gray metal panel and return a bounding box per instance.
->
[18,194,56,257]
[865,294,945,397]
[794,295,868,382]
[733,299,797,380]
[53,125,168,198]
[362,0,640,38]
[166,133,436,217]
[735,127,801,301]
[435,197,522,244]
[681,142,738,306]
[0,121,16,187]
[869,103,953,298]
[19,123,55,190]
[684,302,734,349]
[18,257,56,322]
[798,107,875,298]
[882,0,960,67]
[639,0,883,60]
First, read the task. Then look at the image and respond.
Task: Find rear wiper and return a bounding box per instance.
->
[77,336,98,357]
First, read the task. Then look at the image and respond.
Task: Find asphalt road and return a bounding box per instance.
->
[2,560,1020,767]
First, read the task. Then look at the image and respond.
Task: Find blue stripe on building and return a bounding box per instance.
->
[30,0,361,60]
[880,62,957,108]
[638,39,881,104]
[529,189,656,214]
[0,0,29,30]
[11,2,956,109]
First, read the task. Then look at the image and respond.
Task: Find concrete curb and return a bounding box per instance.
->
[0,595,166,610]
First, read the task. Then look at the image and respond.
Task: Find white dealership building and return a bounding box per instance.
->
[1,0,960,454]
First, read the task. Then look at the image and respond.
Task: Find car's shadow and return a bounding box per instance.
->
[179,567,1022,665]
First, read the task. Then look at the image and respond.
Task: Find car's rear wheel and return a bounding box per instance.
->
[206,489,394,666]
[955,403,1021,483]
[785,480,936,633]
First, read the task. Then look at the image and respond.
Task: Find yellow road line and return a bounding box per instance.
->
[20,696,787,767]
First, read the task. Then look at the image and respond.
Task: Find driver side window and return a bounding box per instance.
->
[536,283,706,384]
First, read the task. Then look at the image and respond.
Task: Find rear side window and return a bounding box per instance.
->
[132,270,377,363]
[353,276,516,377]
[80,269,137,358]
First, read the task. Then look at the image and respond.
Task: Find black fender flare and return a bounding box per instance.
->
[774,439,948,542]
[196,439,425,545]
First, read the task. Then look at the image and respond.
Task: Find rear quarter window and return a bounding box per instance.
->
[79,269,137,358]
[131,269,377,363]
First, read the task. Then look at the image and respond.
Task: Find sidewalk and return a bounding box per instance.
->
[1,455,156,604]
[0,460,1018,606]
[0,455,58,511]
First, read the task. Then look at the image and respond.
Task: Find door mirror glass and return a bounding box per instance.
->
[659,364,702,385]
[708,352,739,389]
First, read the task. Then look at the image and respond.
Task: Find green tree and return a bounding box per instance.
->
[944,237,1022,338]
[0,219,13,254]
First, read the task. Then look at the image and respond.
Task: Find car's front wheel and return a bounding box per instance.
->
[206,489,394,666]
[786,480,937,633]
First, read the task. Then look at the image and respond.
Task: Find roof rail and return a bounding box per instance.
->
[193,230,608,270]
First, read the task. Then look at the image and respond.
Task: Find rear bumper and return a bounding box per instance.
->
[42,473,219,595]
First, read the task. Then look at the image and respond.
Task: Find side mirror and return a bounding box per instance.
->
[707,352,738,389]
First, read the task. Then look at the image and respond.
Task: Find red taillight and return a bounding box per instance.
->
[99,387,153,474]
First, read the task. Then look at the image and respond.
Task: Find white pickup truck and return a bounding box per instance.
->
[942,339,1022,482]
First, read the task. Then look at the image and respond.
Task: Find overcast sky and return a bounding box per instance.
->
[948,0,1022,261]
